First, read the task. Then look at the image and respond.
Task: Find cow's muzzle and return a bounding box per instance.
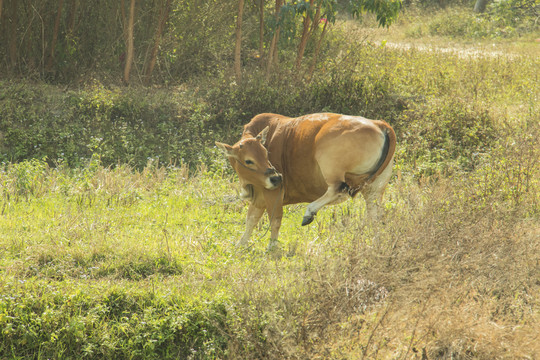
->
[265,168,282,189]
[270,174,282,187]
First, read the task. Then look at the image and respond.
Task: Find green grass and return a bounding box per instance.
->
[1,160,371,358]
[1,140,538,358]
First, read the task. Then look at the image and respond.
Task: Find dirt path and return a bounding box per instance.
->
[340,19,538,59]
[376,41,522,59]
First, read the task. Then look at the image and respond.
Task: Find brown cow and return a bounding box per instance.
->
[216,113,396,251]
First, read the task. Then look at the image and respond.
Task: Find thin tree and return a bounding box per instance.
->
[144,0,172,84]
[120,0,127,43]
[67,0,78,34]
[474,0,490,13]
[307,17,328,81]
[234,0,245,83]
[266,0,282,78]
[295,0,319,71]
[8,0,17,69]
[258,0,264,63]
[46,0,64,71]
[0,0,4,59]
[123,0,136,84]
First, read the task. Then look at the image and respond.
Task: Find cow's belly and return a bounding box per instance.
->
[282,167,328,205]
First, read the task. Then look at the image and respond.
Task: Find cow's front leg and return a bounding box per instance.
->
[237,203,264,247]
[302,182,348,226]
[264,190,284,252]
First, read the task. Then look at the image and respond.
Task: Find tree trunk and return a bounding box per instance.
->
[68,0,78,34]
[307,19,328,82]
[234,0,245,83]
[266,0,282,78]
[21,3,36,71]
[46,0,65,71]
[123,0,136,84]
[295,0,315,71]
[144,0,171,84]
[266,30,279,77]
[474,0,489,13]
[258,0,264,63]
[8,0,17,69]
[120,0,127,42]
[0,0,3,58]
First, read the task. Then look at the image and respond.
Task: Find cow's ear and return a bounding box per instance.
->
[256,126,269,144]
[215,142,237,159]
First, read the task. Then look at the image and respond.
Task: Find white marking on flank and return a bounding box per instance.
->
[306,114,329,122]
[340,115,370,125]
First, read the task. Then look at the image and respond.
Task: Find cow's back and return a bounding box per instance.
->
[242,113,291,139]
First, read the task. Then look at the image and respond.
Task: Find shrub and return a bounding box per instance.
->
[0,82,217,169]
[0,283,232,359]
[423,4,539,38]
[396,97,497,175]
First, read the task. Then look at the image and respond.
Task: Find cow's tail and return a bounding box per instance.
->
[366,121,396,183]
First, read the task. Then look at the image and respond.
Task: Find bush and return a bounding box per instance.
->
[397,97,497,175]
[0,82,218,168]
[0,283,232,359]
[0,69,408,170]
[423,4,539,38]
[1,34,535,177]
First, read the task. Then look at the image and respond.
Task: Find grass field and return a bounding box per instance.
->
[1,136,538,359]
[1,11,540,359]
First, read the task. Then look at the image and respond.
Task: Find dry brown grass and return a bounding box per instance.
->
[288,165,539,359]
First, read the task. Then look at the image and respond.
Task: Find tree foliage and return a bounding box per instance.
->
[0,0,536,84]
[0,0,404,84]
[348,0,403,27]
[488,0,539,25]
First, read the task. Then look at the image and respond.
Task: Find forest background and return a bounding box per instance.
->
[0,0,539,359]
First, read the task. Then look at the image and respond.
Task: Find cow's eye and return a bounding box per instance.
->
[245,160,254,165]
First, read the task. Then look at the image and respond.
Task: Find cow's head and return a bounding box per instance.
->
[216,127,282,190]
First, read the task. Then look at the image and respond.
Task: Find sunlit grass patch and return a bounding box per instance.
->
[0,152,538,358]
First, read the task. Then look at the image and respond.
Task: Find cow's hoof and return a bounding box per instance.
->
[266,239,282,259]
[235,240,249,249]
[301,215,314,226]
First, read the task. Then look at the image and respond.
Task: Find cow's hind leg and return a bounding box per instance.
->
[302,182,349,226]
[361,157,394,219]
